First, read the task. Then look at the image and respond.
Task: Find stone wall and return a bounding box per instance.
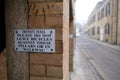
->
[0,49,7,80]
[28,0,69,80]
[69,20,74,72]
[3,0,70,80]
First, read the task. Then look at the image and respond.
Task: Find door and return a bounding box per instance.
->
[100,28,104,41]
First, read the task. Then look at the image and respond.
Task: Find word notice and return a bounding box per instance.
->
[15,29,55,53]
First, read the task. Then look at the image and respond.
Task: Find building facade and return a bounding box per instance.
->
[84,0,120,45]
[0,0,75,80]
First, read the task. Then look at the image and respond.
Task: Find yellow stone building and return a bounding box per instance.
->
[0,0,75,80]
[84,0,120,45]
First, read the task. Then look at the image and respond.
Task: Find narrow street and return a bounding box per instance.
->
[77,36,120,80]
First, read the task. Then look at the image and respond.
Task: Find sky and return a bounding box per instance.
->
[75,0,103,24]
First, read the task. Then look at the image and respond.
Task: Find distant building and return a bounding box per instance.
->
[75,22,81,36]
[84,0,120,45]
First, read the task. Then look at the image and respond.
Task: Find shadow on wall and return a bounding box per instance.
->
[0,0,6,53]
[0,0,7,80]
[0,49,7,80]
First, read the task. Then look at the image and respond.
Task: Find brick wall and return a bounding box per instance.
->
[63,0,69,80]
[28,0,69,80]
[5,0,70,79]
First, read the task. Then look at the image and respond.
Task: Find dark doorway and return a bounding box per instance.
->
[0,0,6,53]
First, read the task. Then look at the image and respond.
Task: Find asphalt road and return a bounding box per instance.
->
[77,36,120,80]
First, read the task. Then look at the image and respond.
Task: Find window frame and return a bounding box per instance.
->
[105,23,110,35]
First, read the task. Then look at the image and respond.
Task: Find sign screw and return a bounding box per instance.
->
[16,31,18,33]
[16,48,18,50]
[51,49,53,51]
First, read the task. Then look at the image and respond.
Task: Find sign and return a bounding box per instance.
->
[15,29,55,53]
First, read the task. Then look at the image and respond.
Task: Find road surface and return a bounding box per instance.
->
[77,36,120,80]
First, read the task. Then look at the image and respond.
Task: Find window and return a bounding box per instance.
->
[105,6,107,16]
[92,27,95,35]
[101,8,104,19]
[88,15,96,25]
[98,12,100,21]
[105,3,111,16]
[108,3,110,15]
[97,26,100,34]
[93,15,96,22]
[88,29,90,35]
[105,23,110,35]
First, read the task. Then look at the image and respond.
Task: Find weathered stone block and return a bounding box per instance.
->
[30,65,46,76]
[29,0,63,3]
[29,2,63,15]
[47,66,63,78]
[0,49,7,80]
[30,53,62,66]
[28,15,63,28]
[30,77,62,80]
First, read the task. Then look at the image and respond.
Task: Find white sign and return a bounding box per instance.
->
[15,29,55,53]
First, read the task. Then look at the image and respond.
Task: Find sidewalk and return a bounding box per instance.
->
[70,45,103,80]
[84,36,120,51]
[70,36,120,80]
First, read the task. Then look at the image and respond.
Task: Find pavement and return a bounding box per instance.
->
[84,36,120,52]
[70,36,120,80]
[70,46,104,80]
